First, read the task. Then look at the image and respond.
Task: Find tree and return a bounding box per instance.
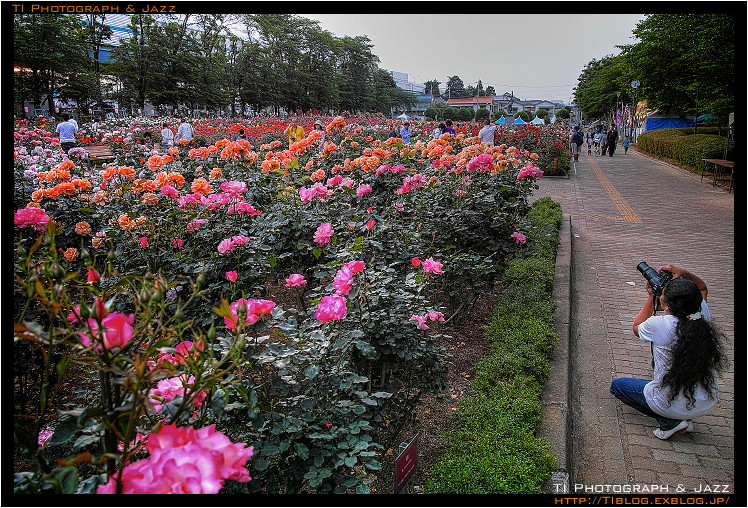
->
[485,85,496,96]
[573,55,628,122]
[556,108,570,120]
[444,76,468,99]
[13,14,89,115]
[619,13,734,121]
[535,108,549,119]
[424,80,441,97]
[474,107,490,121]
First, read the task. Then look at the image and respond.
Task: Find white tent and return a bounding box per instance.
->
[531,116,544,125]
[396,113,410,120]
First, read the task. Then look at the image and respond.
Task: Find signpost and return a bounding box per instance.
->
[394,433,419,493]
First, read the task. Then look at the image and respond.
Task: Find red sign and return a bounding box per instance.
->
[394,434,419,493]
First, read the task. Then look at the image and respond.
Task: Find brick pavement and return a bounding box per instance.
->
[532,148,736,496]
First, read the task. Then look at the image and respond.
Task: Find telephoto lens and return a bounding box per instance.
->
[636,262,663,292]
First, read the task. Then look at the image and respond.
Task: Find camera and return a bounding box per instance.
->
[636,262,673,312]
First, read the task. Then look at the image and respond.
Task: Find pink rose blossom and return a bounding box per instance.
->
[187,219,205,231]
[97,424,253,494]
[172,238,184,248]
[511,232,527,244]
[160,185,179,199]
[14,207,51,231]
[225,271,238,282]
[231,235,251,245]
[356,184,373,197]
[80,312,135,350]
[223,298,276,330]
[139,237,149,248]
[284,274,307,287]
[421,257,444,275]
[149,375,207,414]
[365,219,376,230]
[313,223,334,246]
[411,257,421,267]
[220,180,248,196]
[217,238,236,255]
[315,295,348,323]
[86,267,100,283]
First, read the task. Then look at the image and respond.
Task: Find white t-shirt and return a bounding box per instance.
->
[177,122,193,142]
[56,121,77,143]
[161,127,174,146]
[639,300,719,419]
[478,125,496,145]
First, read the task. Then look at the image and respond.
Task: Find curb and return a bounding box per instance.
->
[538,213,572,495]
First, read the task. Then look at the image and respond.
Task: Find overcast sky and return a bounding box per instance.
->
[297,14,646,104]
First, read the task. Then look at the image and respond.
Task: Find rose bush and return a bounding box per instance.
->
[14,114,549,494]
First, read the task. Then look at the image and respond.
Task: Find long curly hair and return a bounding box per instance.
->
[660,277,728,409]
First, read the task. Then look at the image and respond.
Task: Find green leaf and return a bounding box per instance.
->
[304,365,320,380]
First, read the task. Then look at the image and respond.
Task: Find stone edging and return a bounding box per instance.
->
[538,213,572,494]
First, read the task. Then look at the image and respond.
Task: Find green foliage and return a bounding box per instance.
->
[423,198,561,494]
[474,108,490,122]
[637,128,734,173]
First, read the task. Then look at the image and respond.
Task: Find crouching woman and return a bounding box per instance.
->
[610,265,728,440]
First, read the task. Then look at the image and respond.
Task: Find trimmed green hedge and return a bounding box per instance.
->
[423,197,562,494]
[637,128,733,174]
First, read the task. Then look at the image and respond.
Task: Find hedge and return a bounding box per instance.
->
[636,127,733,174]
[423,197,563,494]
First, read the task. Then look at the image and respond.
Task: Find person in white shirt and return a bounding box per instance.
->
[610,265,727,440]
[161,123,174,149]
[176,119,193,144]
[56,113,78,153]
[477,118,497,146]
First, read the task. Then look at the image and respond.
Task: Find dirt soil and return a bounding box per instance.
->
[368,291,498,494]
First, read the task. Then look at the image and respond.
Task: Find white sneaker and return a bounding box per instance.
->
[653,420,689,440]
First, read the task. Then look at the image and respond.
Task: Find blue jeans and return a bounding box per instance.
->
[610,377,682,430]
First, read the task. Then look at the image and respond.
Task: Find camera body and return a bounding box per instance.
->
[636,262,673,312]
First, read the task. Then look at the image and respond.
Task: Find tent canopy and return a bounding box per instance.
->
[513,117,526,125]
[495,116,506,124]
[696,114,716,123]
[531,116,544,125]
[396,113,410,120]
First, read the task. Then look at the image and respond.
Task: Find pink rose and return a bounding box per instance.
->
[511,232,527,244]
[139,237,149,248]
[149,375,207,414]
[172,238,184,248]
[220,180,248,196]
[284,274,307,287]
[86,267,100,283]
[313,223,334,246]
[315,295,348,323]
[225,271,238,282]
[14,207,51,231]
[224,298,276,330]
[356,184,373,197]
[97,424,253,494]
[160,185,179,199]
[217,238,236,255]
[421,257,444,275]
[365,219,375,230]
[81,312,135,350]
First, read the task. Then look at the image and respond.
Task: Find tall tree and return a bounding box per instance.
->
[424,80,441,97]
[13,14,89,114]
[619,13,734,120]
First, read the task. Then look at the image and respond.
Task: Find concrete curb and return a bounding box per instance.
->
[538,213,572,495]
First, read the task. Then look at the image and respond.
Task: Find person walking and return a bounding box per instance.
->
[606,125,619,157]
[399,121,412,144]
[569,125,582,162]
[55,113,78,153]
[623,137,631,154]
[610,265,727,440]
[477,118,497,146]
[586,130,594,155]
[160,122,174,150]
[176,118,193,145]
[284,119,305,147]
[432,122,446,140]
[312,120,325,144]
[443,119,457,135]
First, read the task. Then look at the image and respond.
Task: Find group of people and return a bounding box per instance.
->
[570,124,631,161]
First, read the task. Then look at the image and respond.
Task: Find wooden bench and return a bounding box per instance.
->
[83,145,115,168]
[701,158,734,193]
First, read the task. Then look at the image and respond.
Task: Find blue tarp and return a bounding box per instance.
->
[645,117,694,130]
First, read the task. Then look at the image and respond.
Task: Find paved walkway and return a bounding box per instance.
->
[532,148,735,495]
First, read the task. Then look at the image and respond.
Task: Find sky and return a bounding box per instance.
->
[296,14,646,104]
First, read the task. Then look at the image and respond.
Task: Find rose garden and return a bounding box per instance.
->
[13,115,569,494]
